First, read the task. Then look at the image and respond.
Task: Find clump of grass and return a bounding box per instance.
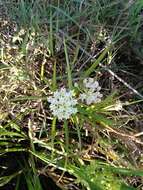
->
[1,1,143,190]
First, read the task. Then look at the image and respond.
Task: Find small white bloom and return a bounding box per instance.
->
[83,78,99,91]
[79,90,103,105]
[74,82,78,88]
[48,88,78,120]
[79,78,103,105]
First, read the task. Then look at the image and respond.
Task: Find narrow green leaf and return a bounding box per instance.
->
[40,59,46,81]
[64,119,69,153]
[51,117,57,158]
[49,9,54,56]
[73,116,82,151]
[64,38,73,89]
[83,46,111,77]
[95,161,143,177]
[0,148,27,153]
[29,151,67,171]
[0,171,22,187]
[92,113,113,126]
[10,96,48,101]
[0,131,25,138]
[52,61,57,91]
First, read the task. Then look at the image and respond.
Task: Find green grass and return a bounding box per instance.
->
[1,0,143,189]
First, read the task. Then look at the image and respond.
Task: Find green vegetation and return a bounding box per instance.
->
[1,0,143,189]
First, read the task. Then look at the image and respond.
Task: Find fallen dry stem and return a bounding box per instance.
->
[104,124,143,146]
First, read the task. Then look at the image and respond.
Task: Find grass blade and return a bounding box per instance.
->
[83,45,111,77]
[64,38,73,89]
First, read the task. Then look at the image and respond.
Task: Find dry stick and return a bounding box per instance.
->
[134,132,143,137]
[58,30,143,99]
[105,124,143,146]
[100,64,143,99]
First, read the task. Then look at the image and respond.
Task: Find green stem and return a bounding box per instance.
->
[51,117,57,159]
[64,119,69,154]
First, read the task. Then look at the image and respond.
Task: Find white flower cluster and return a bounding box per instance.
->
[48,78,103,120]
[47,88,78,120]
[79,78,103,105]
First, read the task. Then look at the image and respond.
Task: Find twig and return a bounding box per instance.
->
[100,63,143,99]
[105,124,143,146]
[134,132,143,137]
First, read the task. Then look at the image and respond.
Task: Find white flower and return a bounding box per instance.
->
[48,88,78,120]
[83,78,99,91]
[79,90,103,105]
[79,78,103,105]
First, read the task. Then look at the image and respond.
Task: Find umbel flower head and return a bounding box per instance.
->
[48,88,78,120]
[79,78,103,105]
